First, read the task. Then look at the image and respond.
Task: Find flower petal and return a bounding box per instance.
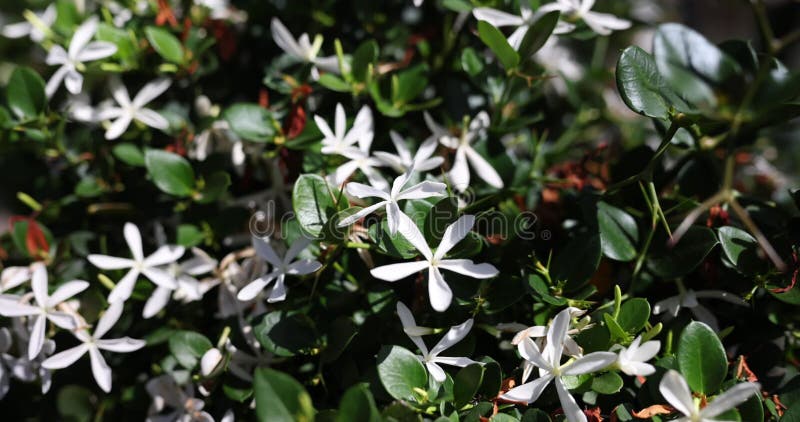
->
[144,245,185,267]
[370,261,429,282]
[135,108,169,130]
[430,318,473,356]
[107,269,139,304]
[518,338,552,370]
[426,361,447,383]
[345,182,389,200]
[237,275,274,301]
[472,8,525,27]
[398,181,447,201]
[47,280,89,308]
[337,201,386,227]
[562,351,616,375]
[143,286,173,319]
[104,114,134,140]
[500,375,553,404]
[89,346,112,392]
[132,78,171,108]
[75,41,117,62]
[658,370,695,417]
[123,222,144,262]
[437,259,498,279]
[69,17,99,58]
[448,148,470,192]
[555,376,586,422]
[31,264,49,308]
[95,337,146,353]
[434,214,475,261]
[428,267,453,312]
[94,301,124,339]
[701,382,760,418]
[465,147,504,189]
[397,213,433,260]
[28,315,46,360]
[42,344,89,369]
[252,236,282,267]
[270,18,305,59]
[141,267,178,289]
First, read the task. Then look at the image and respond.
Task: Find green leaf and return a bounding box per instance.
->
[57,385,94,422]
[145,26,185,64]
[96,23,138,63]
[144,149,196,197]
[591,371,624,395]
[617,298,651,333]
[517,11,560,58]
[177,224,205,247]
[254,367,315,422]
[597,201,639,262]
[454,364,485,408]
[377,345,428,402]
[7,67,46,119]
[677,321,727,394]
[461,47,484,76]
[168,330,213,369]
[477,358,503,398]
[603,313,629,343]
[392,65,429,105]
[196,171,231,203]
[318,73,351,92]
[223,103,277,142]
[647,226,718,278]
[352,40,378,83]
[477,20,520,70]
[321,317,358,363]
[521,409,551,422]
[616,46,683,120]
[717,226,763,275]
[293,174,337,237]
[551,233,602,290]
[112,143,145,166]
[255,311,318,357]
[336,383,381,422]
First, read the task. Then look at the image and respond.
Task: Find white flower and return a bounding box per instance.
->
[396,302,478,382]
[237,236,322,303]
[192,120,248,174]
[42,301,146,392]
[146,374,213,422]
[98,77,172,140]
[325,121,389,190]
[1,265,34,292]
[45,17,117,97]
[338,166,446,235]
[373,131,444,174]
[371,214,499,312]
[270,17,339,79]
[143,248,218,319]
[315,103,373,156]
[653,289,747,332]
[200,347,224,377]
[473,3,573,50]
[425,111,504,192]
[659,370,760,422]
[501,308,617,422]
[511,307,589,382]
[88,222,185,304]
[0,328,11,399]
[536,0,631,36]
[1,5,56,42]
[4,317,56,394]
[614,335,660,377]
[0,264,87,359]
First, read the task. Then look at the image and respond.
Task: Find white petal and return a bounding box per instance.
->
[89,346,112,392]
[631,338,660,363]
[390,131,412,164]
[337,201,386,227]
[46,45,69,65]
[500,375,553,404]
[106,269,139,303]
[555,377,586,422]
[270,18,305,59]
[370,261,429,282]
[42,344,89,369]
[546,308,572,365]
[141,267,179,289]
[200,348,223,376]
[69,17,99,58]
[267,274,288,303]
[64,69,84,95]
[31,264,49,307]
[334,103,346,140]
[386,201,402,236]
[28,315,46,360]
[689,305,720,332]
[582,12,631,36]
[562,351,616,375]
[123,222,144,262]
[507,26,528,51]
[109,77,131,107]
[328,160,361,187]
[433,356,478,367]
[314,115,336,143]
[144,245,185,267]
[286,260,322,276]
[132,78,171,108]
[1,22,32,39]
[345,182,389,200]
[45,65,70,98]
[96,337,146,353]
[465,147,504,189]
[0,299,39,317]
[47,280,89,307]
[135,108,169,130]
[1,266,31,291]
[426,361,447,383]
[652,295,680,316]
[237,276,273,301]
[428,267,453,312]
[701,382,761,418]
[46,311,77,330]
[94,301,124,339]
[398,181,447,200]
[448,148,471,192]
[430,318,473,356]
[75,41,117,62]
[397,212,433,260]
[282,238,309,266]
[143,286,173,318]
[518,338,552,370]
[105,114,134,139]
[474,8,526,27]
[620,361,656,377]
[693,290,748,306]
[252,236,282,267]
[315,56,341,74]
[437,259,498,279]
[658,370,695,417]
[434,214,475,261]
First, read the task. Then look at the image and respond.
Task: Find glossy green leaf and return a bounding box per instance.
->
[144,149,196,196]
[145,26,185,64]
[647,226,718,278]
[293,174,337,237]
[477,20,519,70]
[377,345,428,402]
[597,201,639,262]
[616,46,684,120]
[223,103,277,142]
[454,364,485,408]
[461,47,484,76]
[168,330,213,369]
[255,311,318,357]
[518,11,560,59]
[591,371,624,394]
[112,143,145,166]
[677,321,727,394]
[336,383,380,422]
[254,367,315,422]
[717,226,763,275]
[617,298,651,333]
[7,67,46,119]
[352,40,378,82]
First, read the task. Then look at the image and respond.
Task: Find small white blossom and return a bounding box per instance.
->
[45,17,117,97]
[371,214,499,312]
[653,289,747,332]
[98,78,172,140]
[315,103,373,156]
[396,302,479,383]
[338,166,446,235]
[146,374,213,422]
[373,131,444,174]
[0,264,87,359]
[1,5,56,42]
[237,236,322,303]
[659,370,760,422]
[536,0,631,36]
[270,18,339,79]
[42,301,146,392]
[501,308,617,422]
[88,222,185,304]
[613,335,660,377]
[143,248,218,319]
[425,111,504,192]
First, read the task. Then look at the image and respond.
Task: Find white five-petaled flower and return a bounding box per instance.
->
[270,18,340,79]
[45,17,117,98]
[1,5,56,42]
[536,0,632,36]
[42,301,146,392]
[653,289,747,332]
[338,166,447,235]
[88,222,185,304]
[396,302,479,383]
[237,236,322,303]
[0,264,87,359]
[473,3,573,50]
[371,214,499,312]
[146,374,213,422]
[98,77,171,140]
[325,119,389,190]
[501,308,617,422]
[613,335,660,377]
[315,103,373,156]
[659,370,760,422]
[143,248,218,319]
[373,131,444,174]
[425,111,504,192]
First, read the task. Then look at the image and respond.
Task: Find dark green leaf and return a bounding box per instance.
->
[255,311,318,357]
[223,103,277,142]
[454,364,485,408]
[254,367,315,422]
[591,371,624,395]
[616,46,683,120]
[112,143,145,166]
[461,47,484,76]
[144,149,196,196]
[677,321,727,394]
[196,171,231,203]
[293,174,337,237]
[717,226,763,275]
[168,330,213,369]
[352,40,378,82]
[597,201,639,262]
[337,383,380,422]
[518,11,560,58]
[377,345,428,402]
[617,298,651,333]
[7,67,46,119]
[477,20,520,70]
[647,226,718,278]
[145,26,185,64]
